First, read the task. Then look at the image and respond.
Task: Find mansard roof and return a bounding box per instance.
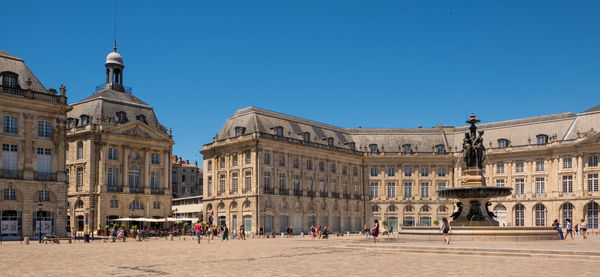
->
[0,49,47,92]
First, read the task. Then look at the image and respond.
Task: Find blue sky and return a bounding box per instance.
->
[4,1,600,165]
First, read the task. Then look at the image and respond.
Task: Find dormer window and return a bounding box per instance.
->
[301,132,310,142]
[80,115,90,126]
[369,144,378,153]
[116,111,128,124]
[67,118,76,129]
[402,144,412,154]
[498,138,509,148]
[347,142,356,151]
[325,137,334,146]
[136,115,147,124]
[234,126,246,136]
[435,144,445,153]
[2,73,18,88]
[536,134,548,145]
[274,126,283,137]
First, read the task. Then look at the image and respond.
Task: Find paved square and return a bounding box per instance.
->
[1,236,599,276]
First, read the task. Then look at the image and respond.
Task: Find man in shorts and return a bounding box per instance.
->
[195,223,203,244]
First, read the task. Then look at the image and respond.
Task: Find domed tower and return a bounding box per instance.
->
[105,41,125,91]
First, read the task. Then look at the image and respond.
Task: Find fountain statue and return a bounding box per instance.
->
[438,114,512,226]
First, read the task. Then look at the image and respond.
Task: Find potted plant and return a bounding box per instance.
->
[433,220,440,226]
[97,224,104,236]
[183,222,189,235]
[129,225,137,238]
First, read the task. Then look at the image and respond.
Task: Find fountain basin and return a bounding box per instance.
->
[438,186,512,199]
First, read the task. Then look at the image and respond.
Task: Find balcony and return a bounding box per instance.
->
[151,187,165,194]
[293,189,303,196]
[106,185,123,193]
[343,193,351,199]
[242,188,252,194]
[319,191,328,197]
[354,194,361,200]
[307,190,316,197]
[129,186,145,194]
[35,172,56,181]
[279,188,289,195]
[331,192,340,198]
[1,169,23,179]
[263,187,275,194]
[1,85,67,105]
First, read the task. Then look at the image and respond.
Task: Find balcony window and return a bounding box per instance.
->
[3,116,17,134]
[36,148,52,176]
[38,121,51,138]
[435,144,445,153]
[2,74,17,88]
[370,182,378,197]
[108,148,118,161]
[563,157,572,169]
[151,153,160,165]
[589,155,598,167]
[2,144,18,172]
[369,144,378,153]
[536,134,548,145]
[497,139,509,148]
[387,182,395,197]
[562,175,573,193]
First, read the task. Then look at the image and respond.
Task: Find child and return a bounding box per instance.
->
[552,219,563,240]
[440,217,451,244]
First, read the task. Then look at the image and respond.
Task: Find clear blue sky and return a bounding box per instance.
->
[4,1,600,165]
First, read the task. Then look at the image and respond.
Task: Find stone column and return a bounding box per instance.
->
[144,149,150,194]
[122,146,129,190]
[23,113,34,179]
[98,145,106,193]
[576,155,584,193]
[164,149,170,194]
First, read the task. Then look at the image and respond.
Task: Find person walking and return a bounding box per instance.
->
[552,219,564,239]
[222,224,229,242]
[388,224,393,237]
[259,225,264,238]
[565,219,574,240]
[317,225,322,239]
[363,224,369,237]
[310,225,316,239]
[371,219,380,243]
[580,219,588,239]
[440,217,451,244]
[195,223,202,244]
[239,224,246,240]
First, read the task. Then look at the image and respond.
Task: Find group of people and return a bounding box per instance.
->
[194,222,231,244]
[309,224,330,239]
[365,217,452,244]
[552,218,588,240]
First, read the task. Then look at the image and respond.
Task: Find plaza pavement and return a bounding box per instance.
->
[1,234,599,277]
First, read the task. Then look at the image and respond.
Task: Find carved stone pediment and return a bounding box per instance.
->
[110,123,170,141]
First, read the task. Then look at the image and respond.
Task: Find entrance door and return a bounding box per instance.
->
[232,215,237,231]
[76,215,84,231]
[243,215,252,234]
[218,216,226,227]
[387,217,398,232]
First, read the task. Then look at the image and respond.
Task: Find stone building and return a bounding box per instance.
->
[202,106,600,234]
[0,50,70,239]
[171,155,203,198]
[65,44,174,234]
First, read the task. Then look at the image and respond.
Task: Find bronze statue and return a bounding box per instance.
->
[462,114,486,169]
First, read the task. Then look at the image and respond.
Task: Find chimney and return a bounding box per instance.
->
[195,160,198,166]
[186,160,189,165]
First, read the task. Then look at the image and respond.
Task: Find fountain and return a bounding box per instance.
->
[438,114,512,226]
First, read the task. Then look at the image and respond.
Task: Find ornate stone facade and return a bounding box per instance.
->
[65,45,174,234]
[203,106,600,234]
[0,50,70,239]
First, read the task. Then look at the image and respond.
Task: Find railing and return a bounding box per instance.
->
[331,192,340,198]
[3,127,17,134]
[307,190,316,197]
[293,189,303,196]
[242,188,252,194]
[319,191,328,197]
[263,187,275,194]
[95,83,132,94]
[0,85,67,105]
[279,188,289,195]
[129,186,145,194]
[35,172,57,181]
[151,187,165,194]
[106,185,124,193]
[343,193,351,199]
[1,169,23,179]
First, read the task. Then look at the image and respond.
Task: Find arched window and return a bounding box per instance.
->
[439,205,447,213]
[75,200,84,209]
[421,205,430,213]
[243,201,251,209]
[534,204,545,226]
[404,205,414,212]
[536,134,548,145]
[231,201,238,209]
[206,203,213,211]
[369,144,378,153]
[372,205,380,212]
[388,205,397,212]
[561,203,574,227]
[402,144,412,154]
[497,138,509,148]
[514,204,525,226]
[435,144,445,153]
[129,200,143,210]
[587,202,598,229]
[218,202,225,210]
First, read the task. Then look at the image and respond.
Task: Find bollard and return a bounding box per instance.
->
[301,232,304,237]
[281,233,284,238]
[169,234,173,241]
[347,232,350,236]
[24,236,30,245]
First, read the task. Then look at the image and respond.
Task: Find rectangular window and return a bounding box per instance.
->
[437,181,446,191]
[563,157,572,169]
[207,177,212,196]
[279,155,285,167]
[388,168,395,177]
[588,174,599,192]
[38,121,51,138]
[353,166,358,176]
[293,158,299,169]
[151,172,160,189]
[108,168,118,187]
[245,152,251,164]
[294,175,300,191]
[495,179,505,187]
[496,164,504,174]
[515,178,525,195]
[370,167,378,177]
[404,167,412,177]
[437,168,446,177]
[38,190,50,202]
[220,157,226,168]
[515,162,524,173]
[589,156,599,167]
[36,148,52,175]
[110,199,118,208]
[207,161,212,171]
[306,160,312,170]
[4,189,16,200]
[3,116,17,134]
[3,75,17,87]
[232,172,239,192]
[535,177,545,194]
[387,182,395,197]
[2,144,18,171]
[264,153,271,165]
[232,155,238,166]
[108,148,118,161]
[279,174,286,190]
[219,175,226,193]
[562,175,573,193]
[77,168,84,190]
[535,161,544,172]
[319,162,324,172]
[264,172,272,189]
[421,182,429,197]
[421,168,429,177]
[404,182,412,197]
[342,165,347,175]
[77,142,83,159]
[330,164,336,173]
[245,171,252,191]
[153,201,161,209]
[370,182,378,197]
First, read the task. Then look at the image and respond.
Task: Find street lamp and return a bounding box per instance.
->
[37,201,42,243]
[91,203,95,240]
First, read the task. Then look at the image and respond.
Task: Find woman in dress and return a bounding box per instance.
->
[371,219,380,243]
[440,217,451,244]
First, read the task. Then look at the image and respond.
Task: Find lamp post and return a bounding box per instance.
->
[544,208,548,227]
[91,203,95,240]
[37,201,42,243]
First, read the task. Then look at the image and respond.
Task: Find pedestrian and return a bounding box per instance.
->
[239,224,246,240]
[71,228,76,241]
[440,217,451,244]
[580,219,588,239]
[363,224,369,237]
[289,225,293,237]
[565,219,574,240]
[389,224,394,237]
[371,219,380,243]
[552,219,564,239]
[222,224,229,242]
[195,222,202,244]
[317,225,322,239]
[310,225,316,239]
[259,225,264,238]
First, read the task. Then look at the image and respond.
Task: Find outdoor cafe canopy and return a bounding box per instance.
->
[111,217,198,223]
